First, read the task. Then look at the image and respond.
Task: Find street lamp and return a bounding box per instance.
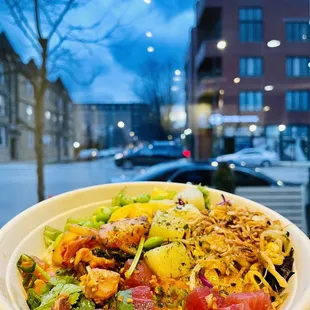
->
[217,40,227,50]
[267,40,281,48]
[129,131,135,137]
[167,135,173,140]
[233,77,241,84]
[180,133,186,140]
[264,85,274,91]
[118,121,125,128]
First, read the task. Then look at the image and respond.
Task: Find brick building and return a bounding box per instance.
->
[186,0,310,161]
[0,32,73,162]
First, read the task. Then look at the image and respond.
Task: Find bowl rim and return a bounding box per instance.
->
[1,182,310,310]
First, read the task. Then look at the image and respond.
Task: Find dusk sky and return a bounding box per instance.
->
[1,0,196,103]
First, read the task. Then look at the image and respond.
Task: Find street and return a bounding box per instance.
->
[0,159,308,227]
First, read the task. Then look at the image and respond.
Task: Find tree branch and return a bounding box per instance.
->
[47,0,75,40]
[34,0,43,39]
[4,0,41,52]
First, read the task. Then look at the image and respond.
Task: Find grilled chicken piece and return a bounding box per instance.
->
[74,248,115,269]
[81,268,120,304]
[51,295,71,310]
[99,216,150,255]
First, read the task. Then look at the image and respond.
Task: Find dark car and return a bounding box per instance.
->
[112,160,294,187]
[114,143,190,169]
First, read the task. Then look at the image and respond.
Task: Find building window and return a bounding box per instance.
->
[239,91,263,111]
[0,95,6,116]
[26,81,33,97]
[286,91,310,111]
[286,22,310,42]
[240,57,263,76]
[0,63,4,84]
[0,127,6,147]
[286,57,310,77]
[239,8,263,42]
[198,57,222,80]
[28,132,34,148]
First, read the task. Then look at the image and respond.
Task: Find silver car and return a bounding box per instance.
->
[216,148,279,167]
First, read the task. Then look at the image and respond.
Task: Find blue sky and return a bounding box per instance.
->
[1,0,196,103]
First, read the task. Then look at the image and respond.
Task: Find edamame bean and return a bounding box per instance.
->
[143,236,164,250]
[135,194,151,203]
[96,208,112,223]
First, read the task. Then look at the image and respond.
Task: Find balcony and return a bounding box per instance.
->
[197,7,222,50]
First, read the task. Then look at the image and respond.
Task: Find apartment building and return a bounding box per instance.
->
[186,0,310,161]
[0,32,73,162]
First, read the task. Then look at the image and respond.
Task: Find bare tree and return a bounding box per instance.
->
[132,59,177,138]
[1,0,137,201]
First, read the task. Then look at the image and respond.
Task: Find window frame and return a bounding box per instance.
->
[0,94,6,116]
[286,22,310,42]
[0,126,7,147]
[286,56,310,77]
[239,57,263,77]
[239,7,263,42]
[239,90,263,112]
[286,90,310,111]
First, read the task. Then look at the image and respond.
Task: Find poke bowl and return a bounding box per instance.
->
[0,182,309,310]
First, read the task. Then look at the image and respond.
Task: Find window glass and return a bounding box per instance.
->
[0,127,6,147]
[239,91,263,111]
[286,91,310,111]
[234,171,269,186]
[240,57,263,76]
[239,8,263,42]
[0,95,5,116]
[286,57,310,77]
[171,169,213,186]
[286,22,310,42]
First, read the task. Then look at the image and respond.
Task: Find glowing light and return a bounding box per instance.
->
[73,142,80,149]
[264,85,274,91]
[174,69,181,76]
[144,0,151,3]
[91,151,97,157]
[230,163,236,169]
[217,40,227,50]
[171,86,179,92]
[117,121,125,128]
[26,105,33,115]
[180,133,186,139]
[167,135,173,140]
[183,150,191,158]
[45,111,51,120]
[249,124,257,132]
[264,106,271,112]
[211,161,219,167]
[219,89,225,95]
[277,180,284,186]
[147,46,154,53]
[241,161,246,167]
[278,124,286,132]
[233,77,241,84]
[148,144,153,149]
[184,128,192,135]
[267,40,281,48]
[146,31,153,38]
[129,131,135,137]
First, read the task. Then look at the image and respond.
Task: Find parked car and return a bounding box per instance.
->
[111,160,295,186]
[77,148,98,161]
[216,148,279,167]
[114,143,190,169]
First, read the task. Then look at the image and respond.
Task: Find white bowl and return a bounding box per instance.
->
[0,182,310,310]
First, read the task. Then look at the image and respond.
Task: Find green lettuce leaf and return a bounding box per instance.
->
[73,297,96,310]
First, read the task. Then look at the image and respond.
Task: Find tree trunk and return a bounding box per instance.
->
[34,87,45,202]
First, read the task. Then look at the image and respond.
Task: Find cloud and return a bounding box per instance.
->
[0,0,195,103]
